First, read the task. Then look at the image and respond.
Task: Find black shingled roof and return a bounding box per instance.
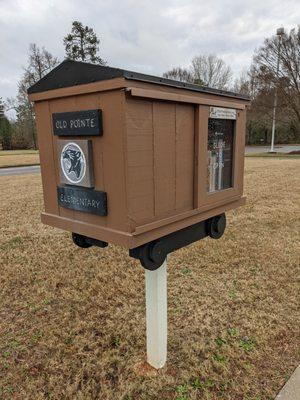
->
[28,60,250,101]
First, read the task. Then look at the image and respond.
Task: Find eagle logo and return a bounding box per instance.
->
[60,142,86,184]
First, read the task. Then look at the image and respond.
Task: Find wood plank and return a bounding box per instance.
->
[129,87,246,109]
[61,93,106,228]
[196,106,209,208]
[34,101,58,215]
[41,196,246,249]
[193,106,200,208]
[47,90,128,232]
[153,102,176,216]
[125,99,155,223]
[41,212,132,248]
[99,90,128,231]
[128,80,250,106]
[48,97,76,221]
[234,109,246,194]
[175,104,194,211]
[28,78,126,101]
[130,197,246,247]
[133,193,242,235]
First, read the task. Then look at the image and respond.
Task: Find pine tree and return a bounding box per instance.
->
[64,21,105,64]
[0,99,12,150]
[0,116,12,150]
[0,97,4,119]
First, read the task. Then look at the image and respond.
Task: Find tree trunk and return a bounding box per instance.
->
[264,129,268,144]
[29,103,37,149]
[31,119,37,149]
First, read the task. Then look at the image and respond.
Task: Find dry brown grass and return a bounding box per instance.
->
[0,153,40,168]
[0,158,299,400]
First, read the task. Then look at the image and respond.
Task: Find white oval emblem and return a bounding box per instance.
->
[60,142,86,184]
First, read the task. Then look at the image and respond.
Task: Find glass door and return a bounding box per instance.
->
[194,105,245,210]
[207,118,235,193]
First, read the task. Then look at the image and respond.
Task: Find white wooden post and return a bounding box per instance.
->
[145,258,167,369]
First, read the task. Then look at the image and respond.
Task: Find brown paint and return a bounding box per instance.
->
[30,76,250,249]
[128,87,246,109]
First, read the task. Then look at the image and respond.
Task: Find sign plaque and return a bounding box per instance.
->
[58,139,94,188]
[209,107,237,120]
[57,186,107,216]
[53,109,103,136]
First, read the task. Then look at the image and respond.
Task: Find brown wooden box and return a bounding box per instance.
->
[28,60,250,249]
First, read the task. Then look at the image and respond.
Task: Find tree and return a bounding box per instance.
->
[162,54,231,88]
[163,67,195,83]
[252,27,300,128]
[64,21,105,64]
[232,70,253,96]
[191,54,232,89]
[25,43,59,83]
[244,27,300,145]
[0,117,12,150]
[0,97,4,118]
[10,44,59,149]
[0,99,12,150]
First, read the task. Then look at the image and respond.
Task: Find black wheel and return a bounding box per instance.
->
[206,214,226,239]
[139,241,167,271]
[72,233,93,248]
[149,241,167,267]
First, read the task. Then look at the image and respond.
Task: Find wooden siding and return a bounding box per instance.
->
[37,90,129,233]
[126,98,195,225]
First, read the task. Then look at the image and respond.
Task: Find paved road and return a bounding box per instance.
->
[245,145,300,154]
[0,165,41,176]
[275,364,300,400]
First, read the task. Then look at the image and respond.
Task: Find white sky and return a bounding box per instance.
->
[0,0,299,106]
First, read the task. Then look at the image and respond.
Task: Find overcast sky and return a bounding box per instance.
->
[0,0,299,106]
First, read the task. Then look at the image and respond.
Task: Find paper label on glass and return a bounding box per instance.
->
[209,107,237,120]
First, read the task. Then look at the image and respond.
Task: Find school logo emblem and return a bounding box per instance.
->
[60,142,86,184]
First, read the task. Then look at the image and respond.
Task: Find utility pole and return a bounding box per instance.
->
[269,27,284,153]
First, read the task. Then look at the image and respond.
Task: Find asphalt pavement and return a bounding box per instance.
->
[0,165,41,176]
[275,365,300,400]
[245,145,300,154]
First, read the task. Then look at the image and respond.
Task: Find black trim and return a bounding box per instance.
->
[68,213,226,270]
[28,60,250,101]
[72,233,108,249]
[129,213,226,270]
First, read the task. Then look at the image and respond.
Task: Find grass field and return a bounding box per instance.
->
[0,150,40,168]
[0,158,299,400]
[0,150,39,156]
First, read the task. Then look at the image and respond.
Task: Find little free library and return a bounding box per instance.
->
[28,60,250,369]
[28,60,250,270]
